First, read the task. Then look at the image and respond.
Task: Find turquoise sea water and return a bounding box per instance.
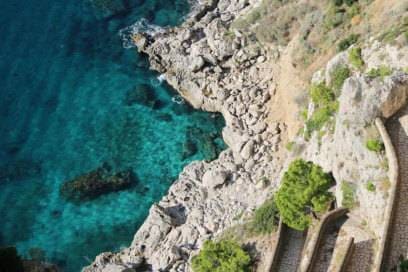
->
[0,0,224,271]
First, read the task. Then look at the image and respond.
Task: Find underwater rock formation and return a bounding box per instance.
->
[0,159,42,183]
[0,246,59,272]
[124,84,157,108]
[60,164,136,202]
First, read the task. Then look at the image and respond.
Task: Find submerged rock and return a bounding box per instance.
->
[185,126,223,161]
[89,0,129,19]
[0,246,24,272]
[0,246,59,272]
[0,159,42,183]
[60,164,136,202]
[181,139,198,160]
[22,260,59,272]
[124,84,158,108]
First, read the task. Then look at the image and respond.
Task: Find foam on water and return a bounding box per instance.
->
[0,0,225,271]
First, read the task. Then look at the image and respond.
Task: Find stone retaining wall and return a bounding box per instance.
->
[336,237,355,272]
[265,220,284,272]
[373,118,399,272]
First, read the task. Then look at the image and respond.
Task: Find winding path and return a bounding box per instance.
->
[272,226,306,272]
[382,106,408,271]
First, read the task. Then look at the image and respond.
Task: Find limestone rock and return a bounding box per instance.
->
[240,140,255,160]
[202,169,228,188]
[190,56,205,72]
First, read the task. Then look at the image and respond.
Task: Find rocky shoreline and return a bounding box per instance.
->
[85,0,408,271]
[85,0,285,271]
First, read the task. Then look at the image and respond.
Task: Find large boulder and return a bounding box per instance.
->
[202,168,228,188]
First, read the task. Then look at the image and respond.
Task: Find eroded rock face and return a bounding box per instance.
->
[60,164,136,202]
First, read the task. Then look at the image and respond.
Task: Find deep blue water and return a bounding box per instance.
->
[0,0,224,271]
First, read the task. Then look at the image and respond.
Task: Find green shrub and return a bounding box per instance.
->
[310,83,335,106]
[304,83,339,139]
[251,198,279,234]
[332,0,358,6]
[325,5,345,29]
[0,247,24,272]
[337,34,359,52]
[400,258,408,272]
[366,181,376,192]
[331,66,351,91]
[341,181,357,209]
[192,240,251,272]
[367,66,392,79]
[379,18,408,44]
[275,159,335,231]
[305,102,338,139]
[344,0,358,7]
[366,139,385,152]
[349,47,364,69]
[346,3,360,18]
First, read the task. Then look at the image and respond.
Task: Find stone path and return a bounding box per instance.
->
[310,216,347,272]
[383,106,408,271]
[344,239,374,272]
[272,226,306,272]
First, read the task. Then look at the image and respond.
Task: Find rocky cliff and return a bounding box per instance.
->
[85,0,408,271]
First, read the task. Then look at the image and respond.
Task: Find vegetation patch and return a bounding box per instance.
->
[250,197,280,235]
[379,17,408,44]
[366,139,385,153]
[367,66,392,79]
[275,159,335,231]
[337,34,359,52]
[305,83,339,139]
[399,258,408,272]
[331,66,351,92]
[341,181,357,209]
[365,181,376,192]
[192,240,251,272]
[325,0,360,30]
[349,47,364,69]
[310,83,335,105]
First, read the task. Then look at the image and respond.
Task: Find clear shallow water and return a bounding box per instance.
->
[0,0,224,271]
